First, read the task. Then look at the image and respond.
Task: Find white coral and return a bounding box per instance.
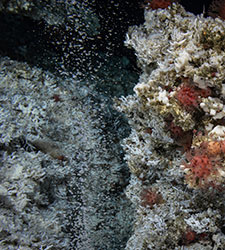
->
[174,49,191,71]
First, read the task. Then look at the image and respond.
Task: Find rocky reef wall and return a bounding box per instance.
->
[116,3,225,249]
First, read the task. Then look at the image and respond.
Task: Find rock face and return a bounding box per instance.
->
[0,57,133,250]
[116,3,225,249]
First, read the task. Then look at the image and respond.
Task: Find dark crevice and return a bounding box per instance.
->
[0,12,60,71]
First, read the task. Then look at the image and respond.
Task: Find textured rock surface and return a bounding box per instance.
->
[0,57,133,250]
[116,3,225,249]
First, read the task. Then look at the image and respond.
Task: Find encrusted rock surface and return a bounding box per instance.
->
[0,57,133,250]
[116,3,225,249]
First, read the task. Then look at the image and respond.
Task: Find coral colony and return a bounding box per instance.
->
[116,1,225,249]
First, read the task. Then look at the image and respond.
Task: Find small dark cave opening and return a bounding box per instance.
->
[0,12,60,71]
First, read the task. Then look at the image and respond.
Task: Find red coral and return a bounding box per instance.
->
[181,229,197,245]
[181,229,209,245]
[182,141,224,188]
[175,81,211,112]
[176,85,199,111]
[189,154,212,178]
[180,228,209,246]
[183,154,215,188]
[140,188,163,208]
[142,0,174,10]
[185,230,196,244]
